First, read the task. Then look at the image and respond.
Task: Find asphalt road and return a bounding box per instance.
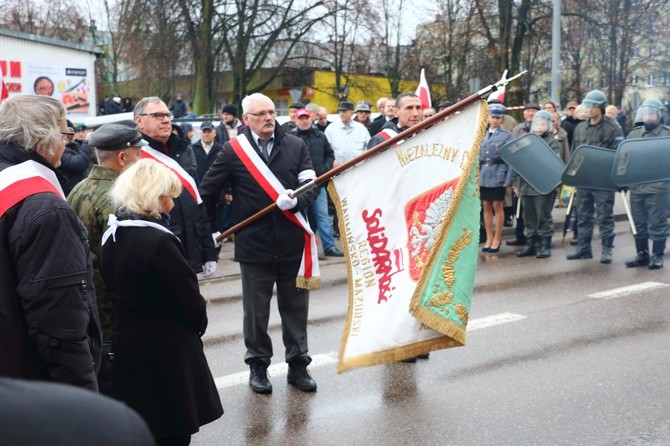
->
[191,224,670,445]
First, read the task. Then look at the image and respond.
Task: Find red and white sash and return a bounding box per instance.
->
[377,128,401,146]
[141,146,202,204]
[230,134,320,289]
[0,160,65,218]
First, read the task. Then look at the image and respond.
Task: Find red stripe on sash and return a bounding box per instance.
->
[0,176,61,217]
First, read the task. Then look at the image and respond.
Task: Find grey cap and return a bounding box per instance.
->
[90,120,149,151]
[355,101,371,112]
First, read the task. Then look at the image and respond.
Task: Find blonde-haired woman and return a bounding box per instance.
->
[100,159,222,445]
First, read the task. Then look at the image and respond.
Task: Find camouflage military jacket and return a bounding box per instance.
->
[68,165,119,339]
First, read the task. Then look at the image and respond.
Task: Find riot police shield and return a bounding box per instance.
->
[561,145,618,191]
[612,136,670,187]
[500,133,565,195]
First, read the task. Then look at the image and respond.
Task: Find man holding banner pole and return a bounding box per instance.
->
[200,93,319,394]
[210,72,526,373]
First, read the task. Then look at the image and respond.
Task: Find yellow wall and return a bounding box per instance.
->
[306,71,428,113]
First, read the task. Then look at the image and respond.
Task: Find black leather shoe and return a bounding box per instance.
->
[325,248,344,257]
[249,362,272,394]
[287,364,317,392]
[506,239,526,246]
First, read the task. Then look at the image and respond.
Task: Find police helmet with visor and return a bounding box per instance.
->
[531,110,553,135]
[636,98,664,128]
[581,90,607,112]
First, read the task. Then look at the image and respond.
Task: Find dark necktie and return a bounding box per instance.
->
[258,138,270,162]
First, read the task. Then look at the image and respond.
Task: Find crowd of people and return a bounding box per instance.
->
[1,85,668,444]
[478,91,669,270]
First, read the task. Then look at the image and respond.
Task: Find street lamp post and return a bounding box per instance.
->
[551,0,561,107]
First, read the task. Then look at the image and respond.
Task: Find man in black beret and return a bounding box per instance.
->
[281,101,306,132]
[68,120,146,395]
[216,104,244,146]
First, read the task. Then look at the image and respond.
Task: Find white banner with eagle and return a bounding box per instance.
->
[328,100,487,372]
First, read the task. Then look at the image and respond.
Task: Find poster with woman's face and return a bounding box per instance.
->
[28,63,92,116]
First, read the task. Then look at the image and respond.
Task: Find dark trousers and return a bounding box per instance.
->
[630,190,669,240]
[512,194,526,241]
[521,193,555,238]
[576,188,615,242]
[240,261,310,366]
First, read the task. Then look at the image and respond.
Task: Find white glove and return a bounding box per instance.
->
[202,261,217,278]
[276,189,298,211]
[212,231,222,248]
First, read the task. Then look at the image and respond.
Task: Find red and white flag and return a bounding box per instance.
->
[140,146,202,204]
[415,68,432,110]
[487,70,508,103]
[0,63,9,103]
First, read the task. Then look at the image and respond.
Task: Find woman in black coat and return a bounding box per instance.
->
[100,159,222,445]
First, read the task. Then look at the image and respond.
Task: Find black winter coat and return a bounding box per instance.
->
[200,124,317,263]
[291,126,334,178]
[141,133,217,272]
[59,140,93,196]
[100,214,223,439]
[191,139,223,182]
[0,142,102,391]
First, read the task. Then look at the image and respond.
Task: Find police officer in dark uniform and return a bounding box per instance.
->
[624,98,670,269]
[566,90,624,263]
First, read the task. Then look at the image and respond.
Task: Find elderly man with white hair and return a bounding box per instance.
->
[200,93,319,395]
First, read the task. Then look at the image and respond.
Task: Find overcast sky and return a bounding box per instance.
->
[78,0,435,46]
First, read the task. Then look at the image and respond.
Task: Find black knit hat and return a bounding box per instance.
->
[221,104,237,117]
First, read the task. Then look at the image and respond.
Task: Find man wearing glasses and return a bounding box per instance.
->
[134,97,218,277]
[200,93,319,395]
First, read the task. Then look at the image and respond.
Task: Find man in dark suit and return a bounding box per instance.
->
[200,93,319,395]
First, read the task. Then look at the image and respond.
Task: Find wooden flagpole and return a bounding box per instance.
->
[216,71,526,242]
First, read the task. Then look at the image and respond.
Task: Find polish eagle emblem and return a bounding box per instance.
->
[405,178,459,281]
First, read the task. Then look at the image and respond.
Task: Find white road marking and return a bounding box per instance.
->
[467,312,527,331]
[214,313,525,390]
[587,281,669,299]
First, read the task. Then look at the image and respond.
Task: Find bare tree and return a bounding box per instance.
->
[305,0,377,102]
[561,0,665,107]
[117,0,189,101]
[217,0,327,107]
[414,0,478,101]
[473,0,539,105]
[176,0,215,114]
[0,0,87,42]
